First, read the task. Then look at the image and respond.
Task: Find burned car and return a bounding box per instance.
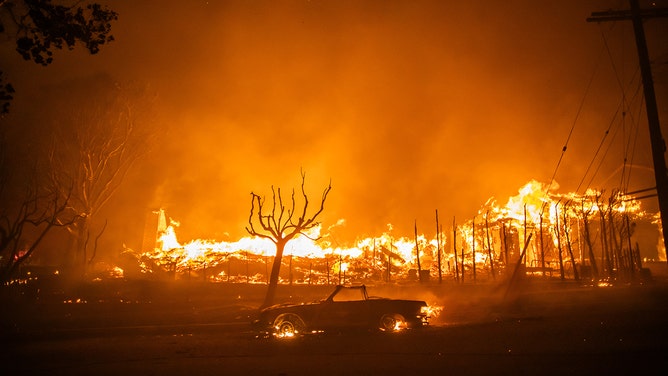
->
[254,285,430,338]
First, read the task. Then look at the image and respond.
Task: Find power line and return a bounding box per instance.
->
[544,43,606,195]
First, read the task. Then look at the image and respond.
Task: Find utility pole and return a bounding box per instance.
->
[587,1,668,266]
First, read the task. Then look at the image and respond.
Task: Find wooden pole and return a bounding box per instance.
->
[453,217,459,283]
[472,217,476,283]
[289,254,293,286]
[414,220,423,283]
[555,203,565,280]
[387,253,391,283]
[539,209,545,276]
[436,209,442,284]
[523,204,528,267]
[598,197,612,278]
[587,0,668,266]
[338,253,342,285]
[485,211,495,280]
[502,222,509,266]
[460,247,465,283]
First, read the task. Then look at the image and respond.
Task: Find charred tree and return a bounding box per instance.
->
[504,233,534,299]
[0,163,78,282]
[596,193,613,278]
[246,171,331,309]
[562,202,579,281]
[48,81,154,276]
[554,203,565,280]
[625,215,636,279]
[581,198,599,281]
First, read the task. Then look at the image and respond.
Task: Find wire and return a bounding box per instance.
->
[574,21,645,196]
[619,77,644,192]
[576,99,622,193]
[544,42,606,196]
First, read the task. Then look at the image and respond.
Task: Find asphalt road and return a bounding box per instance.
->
[5,320,667,376]
[5,291,668,376]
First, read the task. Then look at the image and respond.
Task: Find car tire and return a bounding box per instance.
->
[273,313,306,338]
[379,313,405,332]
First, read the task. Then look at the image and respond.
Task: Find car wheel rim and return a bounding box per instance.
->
[380,314,398,331]
[273,314,305,338]
[279,322,295,336]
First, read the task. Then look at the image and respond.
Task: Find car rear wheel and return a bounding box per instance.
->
[273,313,306,338]
[379,313,406,332]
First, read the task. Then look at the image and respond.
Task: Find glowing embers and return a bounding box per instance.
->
[63,298,87,304]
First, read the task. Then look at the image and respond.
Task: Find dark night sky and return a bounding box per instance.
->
[2,0,667,257]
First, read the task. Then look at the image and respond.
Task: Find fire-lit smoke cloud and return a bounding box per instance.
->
[2,0,666,254]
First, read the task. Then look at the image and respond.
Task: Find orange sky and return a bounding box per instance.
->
[2,0,667,254]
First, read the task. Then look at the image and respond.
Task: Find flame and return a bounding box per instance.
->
[136,180,654,282]
[423,304,443,318]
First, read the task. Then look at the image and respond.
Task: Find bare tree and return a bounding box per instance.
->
[0,153,78,282]
[49,81,154,275]
[246,171,331,309]
[580,197,599,281]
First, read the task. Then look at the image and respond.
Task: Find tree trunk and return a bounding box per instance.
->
[563,211,579,281]
[581,203,599,281]
[555,204,565,280]
[261,239,286,309]
[73,216,90,277]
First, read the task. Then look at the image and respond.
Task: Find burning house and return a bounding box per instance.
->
[128,180,660,285]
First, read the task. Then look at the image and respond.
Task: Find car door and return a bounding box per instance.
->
[314,288,370,329]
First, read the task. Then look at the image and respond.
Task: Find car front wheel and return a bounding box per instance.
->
[273,313,306,338]
[379,313,406,332]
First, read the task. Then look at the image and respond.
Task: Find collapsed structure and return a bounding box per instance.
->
[129,180,663,285]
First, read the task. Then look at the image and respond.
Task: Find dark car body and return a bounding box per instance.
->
[254,285,429,337]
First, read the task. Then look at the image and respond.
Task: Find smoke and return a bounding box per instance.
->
[2,0,667,258]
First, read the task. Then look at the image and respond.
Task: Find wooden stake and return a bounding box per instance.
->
[415,220,422,283]
[472,217,476,283]
[453,217,459,283]
[562,203,579,281]
[555,203,565,280]
[485,211,495,280]
[436,209,442,284]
